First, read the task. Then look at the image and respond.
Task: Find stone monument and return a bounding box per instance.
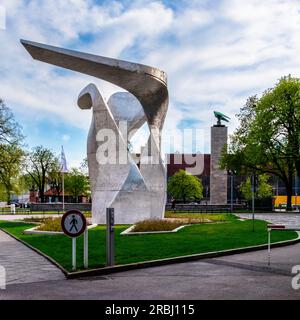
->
[21,39,168,224]
[210,111,229,205]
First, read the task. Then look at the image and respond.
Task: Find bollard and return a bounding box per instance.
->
[106,208,115,267]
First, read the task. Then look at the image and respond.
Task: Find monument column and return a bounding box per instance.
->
[210,120,228,205]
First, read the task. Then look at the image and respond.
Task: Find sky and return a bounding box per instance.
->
[1,0,300,167]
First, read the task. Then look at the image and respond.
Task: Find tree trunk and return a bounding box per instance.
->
[6,190,10,204]
[41,170,45,203]
[39,187,45,203]
[296,160,300,179]
[4,182,12,204]
[286,180,293,211]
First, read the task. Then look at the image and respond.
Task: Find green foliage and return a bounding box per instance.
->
[25,146,57,203]
[0,144,24,202]
[167,169,203,202]
[0,99,24,203]
[36,216,91,232]
[47,159,63,197]
[0,99,23,145]
[64,168,90,202]
[37,217,63,232]
[133,219,184,232]
[257,174,273,199]
[0,184,6,201]
[240,174,273,201]
[220,75,300,210]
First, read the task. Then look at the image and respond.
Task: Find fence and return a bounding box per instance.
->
[0,203,91,214]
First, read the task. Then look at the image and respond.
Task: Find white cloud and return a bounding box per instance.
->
[0,0,173,132]
[1,0,300,158]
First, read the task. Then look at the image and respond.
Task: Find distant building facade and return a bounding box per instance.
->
[29,187,89,204]
[166,153,300,203]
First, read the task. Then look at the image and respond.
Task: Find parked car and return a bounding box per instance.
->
[9,202,20,208]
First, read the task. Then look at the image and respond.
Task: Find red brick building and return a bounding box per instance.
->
[29,188,89,203]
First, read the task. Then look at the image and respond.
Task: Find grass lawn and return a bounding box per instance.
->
[165,211,236,221]
[0,218,297,272]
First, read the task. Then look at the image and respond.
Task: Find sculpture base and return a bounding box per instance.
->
[91,190,164,224]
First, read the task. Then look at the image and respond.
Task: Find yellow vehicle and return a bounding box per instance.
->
[274,195,300,207]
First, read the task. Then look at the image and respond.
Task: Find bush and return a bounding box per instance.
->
[23,215,91,232]
[37,217,63,232]
[23,217,50,224]
[133,219,184,232]
[167,169,203,202]
[22,217,63,232]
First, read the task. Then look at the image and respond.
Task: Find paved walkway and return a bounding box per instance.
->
[0,230,65,285]
[237,212,300,225]
[0,214,63,221]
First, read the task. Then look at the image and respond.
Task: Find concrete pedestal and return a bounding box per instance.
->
[210,125,227,204]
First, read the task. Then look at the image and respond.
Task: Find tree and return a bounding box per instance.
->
[0,144,24,202]
[240,174,273,201]
[0,99,24,203]
[80,157,88,176]
[64,168,89,203]
[25,146,57,203]
[0,99,23,146]
[47,159,63,199]
[0,184,6,201]
[167,169,203,203]
[220,75,300,211]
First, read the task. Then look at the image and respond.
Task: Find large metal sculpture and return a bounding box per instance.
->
[21,39,168,224]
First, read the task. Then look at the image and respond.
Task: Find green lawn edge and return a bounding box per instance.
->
[0,218,297,272]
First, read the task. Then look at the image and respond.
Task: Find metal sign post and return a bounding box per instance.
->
[267,228,271,266]
[72,237,76,271]
[84,229,88,269]
[106,208,115,267]
[61,210,87,271]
